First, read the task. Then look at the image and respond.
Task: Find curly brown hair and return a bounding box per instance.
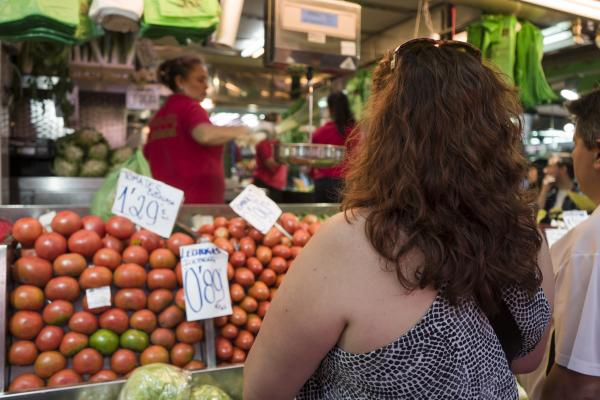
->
[342,43,542,314]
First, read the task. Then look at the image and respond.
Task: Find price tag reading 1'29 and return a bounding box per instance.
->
[180,243,232,321]
[112,169,184,238]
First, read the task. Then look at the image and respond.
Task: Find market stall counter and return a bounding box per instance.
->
[0,204,338,398]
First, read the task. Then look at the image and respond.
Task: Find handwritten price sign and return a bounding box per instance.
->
[229,184,282,234]
[180,243,232,321]
[112,169,184,238]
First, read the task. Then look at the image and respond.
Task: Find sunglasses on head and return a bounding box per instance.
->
[390,38,482,69]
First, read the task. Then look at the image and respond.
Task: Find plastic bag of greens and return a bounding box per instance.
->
[90,148,151,220]
[191,384,232,400]
[118,363,191,400]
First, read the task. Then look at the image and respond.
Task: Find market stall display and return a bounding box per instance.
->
[0,204,337,397]
[5,211,206,393]
[198,212,326,365]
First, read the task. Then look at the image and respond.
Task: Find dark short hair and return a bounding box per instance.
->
[566,88,600,149]
[556,157,575,180]
[157,56,204,92]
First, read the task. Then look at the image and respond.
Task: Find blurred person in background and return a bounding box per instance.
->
[144,56,248,203]
[253,113,288,202]
[521,87,600,400]
[536,154,580,223]
[311,92,357,203]
[244,38,553,399]
[525,162,540,191]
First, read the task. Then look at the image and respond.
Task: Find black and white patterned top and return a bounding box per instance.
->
[298,286,550,400]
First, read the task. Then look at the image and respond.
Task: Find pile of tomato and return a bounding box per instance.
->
[197,213,321,365]
[7,211,204,392]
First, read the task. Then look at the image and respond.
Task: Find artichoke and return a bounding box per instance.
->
[53,157,79,177]
[88,142,109,160]
[110,146,133,165]
[76,127,104,148]
[62,143,85,163]
[80,159,108,177]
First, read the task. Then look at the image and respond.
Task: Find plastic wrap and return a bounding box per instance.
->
[118,363,192,400]
[191,384,232,400]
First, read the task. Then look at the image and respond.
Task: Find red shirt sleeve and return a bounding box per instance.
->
[256,140,273,161]
[176,98,211,139]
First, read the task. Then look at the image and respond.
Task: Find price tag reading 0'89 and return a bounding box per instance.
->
[112,169,184,238]
[180,243,232,321]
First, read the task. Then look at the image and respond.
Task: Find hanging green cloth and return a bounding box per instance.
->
[468,15,517,82]
[515,21,558,109]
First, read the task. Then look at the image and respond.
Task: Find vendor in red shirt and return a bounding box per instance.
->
[311,92,357,202]
[253,114,288,202]
[144,56,248,203]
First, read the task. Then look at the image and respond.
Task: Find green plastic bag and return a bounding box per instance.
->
[140,0,220,44]
[0,0,79,28]
[468,15,517,82]
[515,21,557,109]
[90,149,151,221]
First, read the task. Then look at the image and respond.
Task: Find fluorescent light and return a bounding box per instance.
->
[560,89,579,100]
[543,31,573,46]
[521,0,600,21]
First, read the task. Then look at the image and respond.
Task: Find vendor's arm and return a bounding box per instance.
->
[510,234,554,374]
[244,214,349,400]
[192,124,248,146]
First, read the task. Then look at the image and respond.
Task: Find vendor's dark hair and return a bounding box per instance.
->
[342,43,542,315]
[328,92,355,137]
[158,56,203,92]
[556,157,575,180]
[566,87,600,149]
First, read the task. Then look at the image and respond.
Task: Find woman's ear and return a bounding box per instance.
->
[174,75,184,92]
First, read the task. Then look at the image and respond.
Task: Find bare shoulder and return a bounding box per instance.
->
[296,210,378,279]
[310,210,367,248]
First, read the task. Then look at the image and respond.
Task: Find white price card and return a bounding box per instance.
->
[229,184,282,234]
[126,85,161,110]
[112,169,184,238]
[180,243,232,321]
[86,286,111,309]
[544,228,569,249]
[562,210,588,230]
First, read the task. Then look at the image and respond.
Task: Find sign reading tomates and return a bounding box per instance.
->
[229,184,282,234]
[112,169,184,238]
[179,242,232,321]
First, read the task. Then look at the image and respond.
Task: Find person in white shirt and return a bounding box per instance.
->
[521,87,600,399]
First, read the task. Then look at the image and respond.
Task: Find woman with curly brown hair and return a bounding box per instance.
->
[244,39,554,400]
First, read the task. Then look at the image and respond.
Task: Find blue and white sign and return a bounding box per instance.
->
[112,169,184,238]
[180,242,232,321]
